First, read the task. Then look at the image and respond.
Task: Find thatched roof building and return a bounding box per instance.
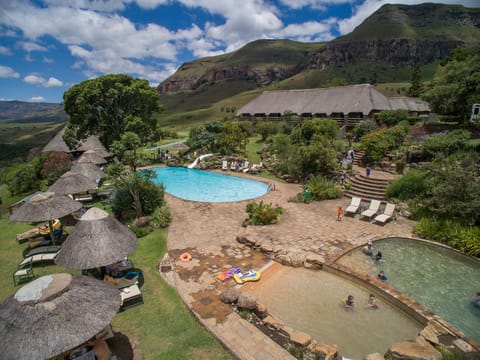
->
[42,126,108,154]
[236,84,430,127]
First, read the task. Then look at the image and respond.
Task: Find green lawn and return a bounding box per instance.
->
[0,200,231,359]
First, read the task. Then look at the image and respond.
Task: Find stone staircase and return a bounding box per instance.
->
[352,149,365,166]
[345,173,391,201]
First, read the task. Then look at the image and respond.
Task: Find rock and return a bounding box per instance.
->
[290,331,311,347]
[388,336,442,360]
[288,251,306,267]
[452,339,474,354]
[219,288,241,304]
[313,343,338,360]
[263,315,283,330]
[364,353,385,360]
[419,324,439,345]
[400,210,412,218]
[134,216,150,227]
[304,253,324,269]
[237,292,257,310]
[254,302,268,319]
[236,235,247,244]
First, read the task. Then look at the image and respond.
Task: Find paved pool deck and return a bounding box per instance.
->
[164,169,417,359]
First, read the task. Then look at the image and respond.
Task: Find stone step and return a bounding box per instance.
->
[345,189,386,201]
[348,180,388,193]
[354,174,391,186]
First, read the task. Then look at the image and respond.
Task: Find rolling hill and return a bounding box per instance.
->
[0,101,67,123]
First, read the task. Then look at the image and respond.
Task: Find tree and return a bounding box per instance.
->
[63,74,162,147]
[407,63,423,97]
[422,46,480,119]
[110,132,142,171]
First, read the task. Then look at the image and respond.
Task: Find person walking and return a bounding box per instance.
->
[336,206,344,221]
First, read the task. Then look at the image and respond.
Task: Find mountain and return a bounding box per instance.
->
[158,3,480,109]
[0,101,67,123]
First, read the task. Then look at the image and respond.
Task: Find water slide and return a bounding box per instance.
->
[188,153,213,168]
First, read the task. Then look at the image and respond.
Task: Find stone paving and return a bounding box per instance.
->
[165,170,418,359]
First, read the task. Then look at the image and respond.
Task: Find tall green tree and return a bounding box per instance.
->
[407,63,423,97]
[422,46,480,119]
[63,74,162,147]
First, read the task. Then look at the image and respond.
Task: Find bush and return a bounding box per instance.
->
[246,201,284,225]
[352,120,376,141]
[386,169,427,200]
[129,225,152,238]
[3,163,40,195]
[421,130,472,160]
[306,175,342,201]
[414,218,480,257]
[151,205,172,228]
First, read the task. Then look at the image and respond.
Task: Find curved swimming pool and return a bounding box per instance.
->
[336,238,480,344]
[152,167,269,202]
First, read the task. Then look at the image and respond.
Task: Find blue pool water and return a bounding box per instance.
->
[336,238,480,344]
[152,167,269,202]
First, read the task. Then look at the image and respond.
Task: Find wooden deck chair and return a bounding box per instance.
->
[18,249,59,268]
[360,199,381,220]
[345,197,362,216]
[13,258,35,286]
[374,203,396,225]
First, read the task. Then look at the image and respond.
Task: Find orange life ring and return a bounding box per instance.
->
[179,252,192,262]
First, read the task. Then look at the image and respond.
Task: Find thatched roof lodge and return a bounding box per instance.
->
[42,126,108,154]
[236,84,430,127]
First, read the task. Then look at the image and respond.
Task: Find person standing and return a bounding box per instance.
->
[366,166,371,177]
[336,206,344,221]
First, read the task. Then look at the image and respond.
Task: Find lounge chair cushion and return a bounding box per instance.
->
[361,200,381,219]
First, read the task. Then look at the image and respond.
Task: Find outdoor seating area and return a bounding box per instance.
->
[344,198,396,225]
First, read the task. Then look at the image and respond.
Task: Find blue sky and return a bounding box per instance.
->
[0,0,478,103]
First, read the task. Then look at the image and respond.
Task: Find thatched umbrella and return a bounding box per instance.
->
[55,207,137,270]
[10,192,83,245]
[77,150,107,165]
[91,147,111,158]
[0,273,120,360]
[48,171,98,195]
[71,162,106,181]
[170,143,190,152]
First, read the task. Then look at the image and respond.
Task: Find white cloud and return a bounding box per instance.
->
[43,56,54,64]
[24,74,64,87]
[0,46,12,55]
[28,96,46,102]
[279,0,352,10]
[19,41,48,52]
[0,65,20,78]
[43,0,129,12]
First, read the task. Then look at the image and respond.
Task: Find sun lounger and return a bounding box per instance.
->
[16,219,61,243]
[221,160,228,170]
[360,199,381,220]
[373,203,396,225]
[18,248,60,268]
[13,258,35,286]
[345,197,362,216]
[74,193,93,202]
[119,284,144,310]
[24,245,61,258]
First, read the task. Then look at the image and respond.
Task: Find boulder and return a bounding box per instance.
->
[134,216,150,227]
[263,315,283,330]
[288,251,306,267]
[219,288,241,304]
[364,353,385,360]
[388,336,442,360]
[254,302,268,319]
[304,253,324,269]
[313,343,338,360]
[237,292,257,310]
[290,331,311,347]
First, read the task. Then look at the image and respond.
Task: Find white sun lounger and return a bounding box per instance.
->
[221,160,228,170]
[345,197,362,216]
[374,203,396,225]
[18,251,59,267]
[360,199,381,220]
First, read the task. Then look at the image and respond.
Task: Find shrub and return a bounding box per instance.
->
[414,218,480,257]
[150,205,172,228]
[3,163,40,195]
[40,151,73,184]
[306,175,342,201]
[246,201,284,225]
[352,120,376,141]
[377,109,409,126]
[421,130,472,160]
[129,225,152,238]
[386,169,427,200]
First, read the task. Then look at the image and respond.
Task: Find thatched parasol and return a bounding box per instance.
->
[10,192,83,245]
[71,162,106,181]
[55,207,137,269]
[48,171,98,195]
[91,147,111,158]
[170,143,190,152]
[77,150,107,165]
[0,273,120,360]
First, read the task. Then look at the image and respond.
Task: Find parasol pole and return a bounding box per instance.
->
[48,219,56,245]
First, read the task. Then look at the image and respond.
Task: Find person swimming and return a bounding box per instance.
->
[362,242,373,255]
[377,270,387,281]
[471,292,480,308]
[374,251,383,261]
[367,293,379,309]
[344,294,355,310]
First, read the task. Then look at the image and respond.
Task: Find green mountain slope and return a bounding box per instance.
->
[0,101,67,123]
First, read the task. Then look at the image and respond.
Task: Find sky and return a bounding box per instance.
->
[0,0,478,103]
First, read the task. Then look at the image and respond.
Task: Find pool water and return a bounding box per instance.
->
[152,167,269,202]
[249,267,422,359]
[336,238,480,344]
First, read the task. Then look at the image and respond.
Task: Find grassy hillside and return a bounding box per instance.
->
[0,101,67,123]
[0,122,65,169]
[339,3,480,42]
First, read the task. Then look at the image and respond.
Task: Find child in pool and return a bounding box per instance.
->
[374,251,383,261]
[377,270,387,281]
[367,293,379,309]
[344,294,355,310]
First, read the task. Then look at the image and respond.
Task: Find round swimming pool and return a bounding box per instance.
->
[152,167,269,202]
[336,238,480,344]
